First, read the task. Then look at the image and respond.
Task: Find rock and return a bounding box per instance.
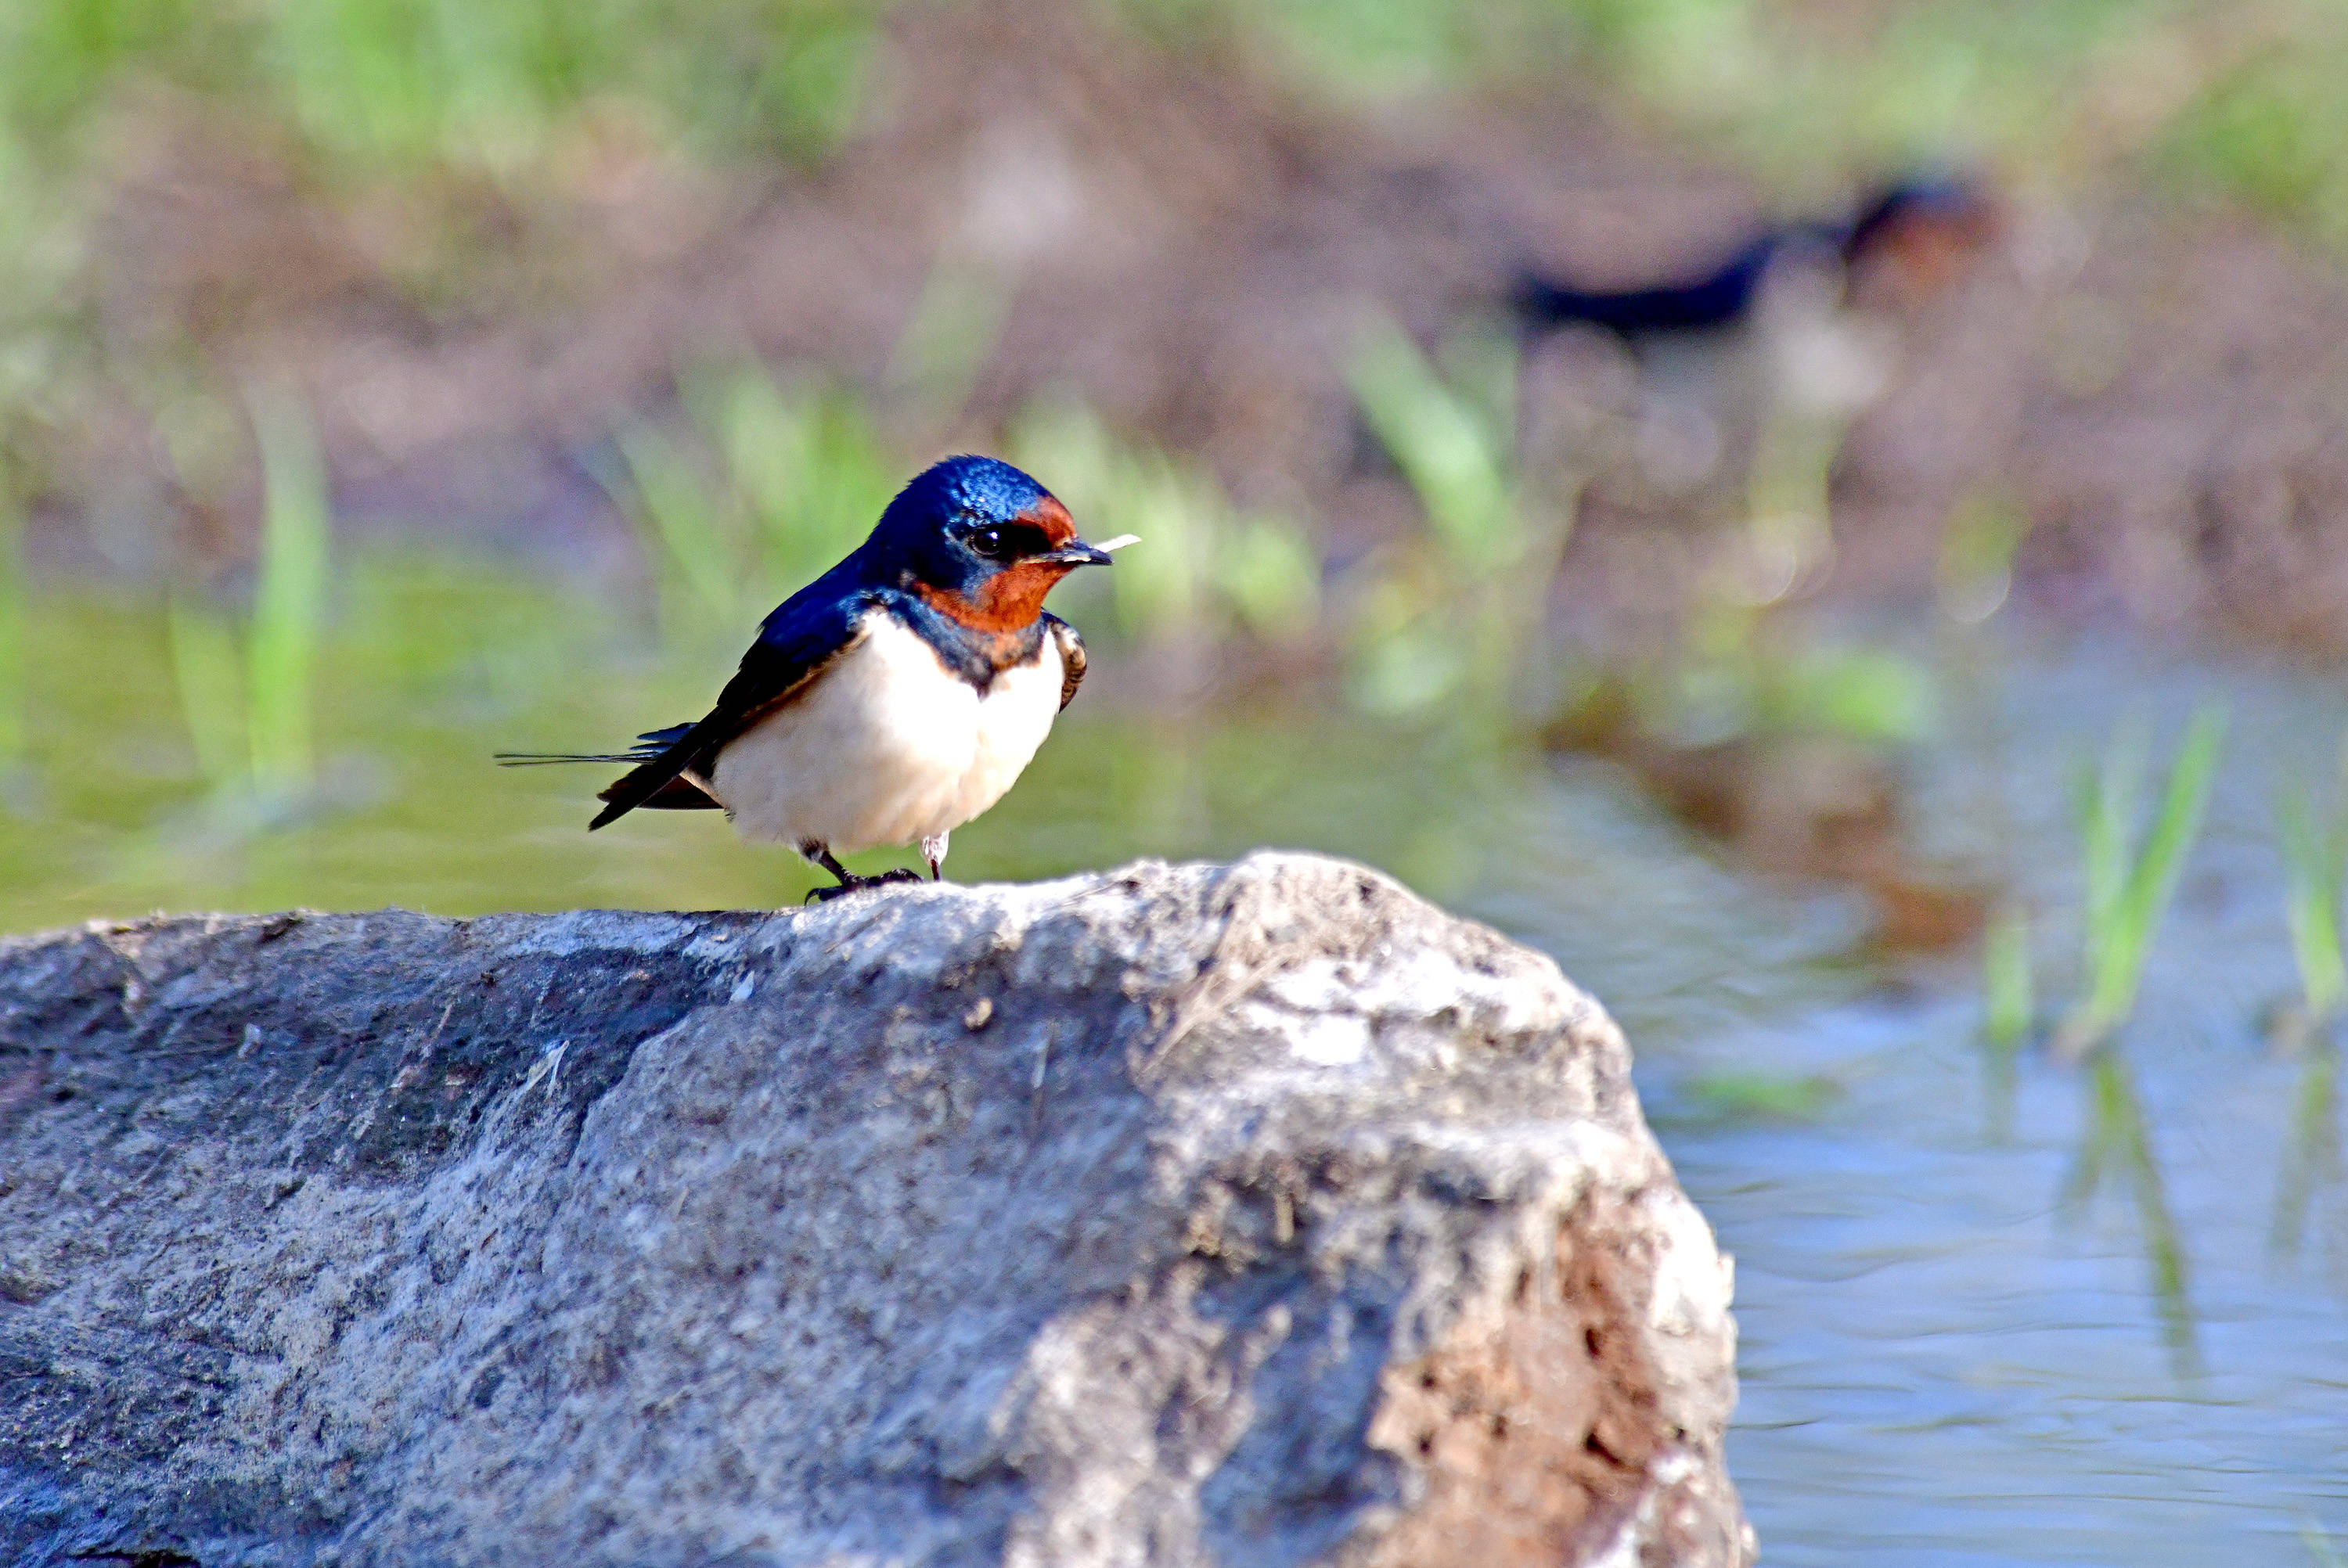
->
[0,852,1750,1567]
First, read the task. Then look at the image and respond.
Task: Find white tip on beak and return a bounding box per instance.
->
[1094,534,1141,553]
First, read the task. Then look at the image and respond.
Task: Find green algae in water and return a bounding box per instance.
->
[1671,1070,1845,1124]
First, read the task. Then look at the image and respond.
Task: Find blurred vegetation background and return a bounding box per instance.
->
[0,0,2345,916]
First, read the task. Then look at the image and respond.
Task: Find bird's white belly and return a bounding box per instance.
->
[707,613,1062,854]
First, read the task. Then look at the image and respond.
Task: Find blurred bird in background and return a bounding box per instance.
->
[501,455,1129,900]
[1513,174,2003,523]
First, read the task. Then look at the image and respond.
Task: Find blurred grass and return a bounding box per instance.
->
[603,362,896,638]
[0,0,2341,365]
[1172,0,2348,248]
[1982,901,2035,1053]
[2053,705,2226,1060]
[246,384,330,792]
[1345,313,1573,721]
[0,0,2342,704]
[0,0,879,174]
[2275,775,2348,1028]
[0,459,22,768]
[164,591,246,792]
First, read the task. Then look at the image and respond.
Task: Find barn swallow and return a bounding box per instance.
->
[1512,176,1999,343]
[500,455,1130,900]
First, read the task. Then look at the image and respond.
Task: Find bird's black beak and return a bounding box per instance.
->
[1036,540,1115,567]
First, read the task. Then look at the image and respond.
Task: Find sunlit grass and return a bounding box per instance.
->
[2052,706,2226,1060]
[605,361,899,638]
[157,388,332,811]
[698,367,895,599]
[0,0,882,174]
[1345,312,1572,721]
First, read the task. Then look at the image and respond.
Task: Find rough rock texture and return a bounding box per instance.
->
[0,852,1749,1568]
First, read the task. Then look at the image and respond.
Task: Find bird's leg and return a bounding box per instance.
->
[802,842,857,904]
[801,842,921,903]
[920,832,950,882]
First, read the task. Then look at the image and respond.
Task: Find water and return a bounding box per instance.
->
[3,558,2344,1563]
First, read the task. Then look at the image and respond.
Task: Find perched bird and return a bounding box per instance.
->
[502,455,1122,900]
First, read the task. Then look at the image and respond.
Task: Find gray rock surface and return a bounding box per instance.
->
[0,852,1750,1567]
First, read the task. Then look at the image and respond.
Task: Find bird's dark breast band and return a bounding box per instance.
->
[890,599,1051,690]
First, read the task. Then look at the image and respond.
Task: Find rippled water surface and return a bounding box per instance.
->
[3,560,2343,1563]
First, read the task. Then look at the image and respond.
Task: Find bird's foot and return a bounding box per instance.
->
[803,867,924,904]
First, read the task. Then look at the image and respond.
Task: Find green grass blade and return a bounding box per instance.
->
[1215,512,1320,640]
[1113,454,1212,642]
[682,365,898,602]
[2277,780,2348,1021]
[1345,314,1517,569]
[2060,707,2225,1055]
[2072,720,2142,984]
[0,463,23,765]
[246,384,332,791]
[2104,704,2227,989]
[1982,902,2034,1054]
[167,593,249,792]
[610,422,740,624]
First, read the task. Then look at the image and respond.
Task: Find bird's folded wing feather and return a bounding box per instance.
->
[589,585,875,829]
[1045,613,1086,711]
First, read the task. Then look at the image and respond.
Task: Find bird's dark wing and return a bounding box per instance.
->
[1513,236,1778,337]
[588,583,876,830]
[1044,613,1086,711]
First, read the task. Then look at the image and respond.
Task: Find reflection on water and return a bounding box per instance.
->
[2060,1049,2196,1375]
[3,562,2346,1563]
[2273,1038,2343,1266]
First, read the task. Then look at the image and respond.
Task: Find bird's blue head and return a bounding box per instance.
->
[866,455,1111,631]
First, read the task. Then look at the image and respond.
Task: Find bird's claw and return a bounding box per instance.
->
[804,867,925,904]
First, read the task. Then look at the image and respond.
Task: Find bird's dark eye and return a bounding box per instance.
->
[971,526,1010,559]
